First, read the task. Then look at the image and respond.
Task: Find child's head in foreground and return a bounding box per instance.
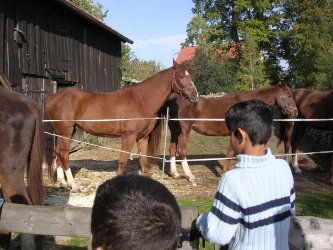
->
[90,174,181,250]
[225,99,274,153]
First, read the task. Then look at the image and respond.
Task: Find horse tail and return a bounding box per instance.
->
[272,106,284,147]
[26,102,49,205]
[43,112,55,179]
[147,97,178,163]
[147,115,164,164]
[274,116,294,149]
[275,121,285,147]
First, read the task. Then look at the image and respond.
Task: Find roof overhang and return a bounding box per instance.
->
[54,0,133,44]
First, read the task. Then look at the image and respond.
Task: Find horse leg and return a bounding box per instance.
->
[137,137,149,175]
[56,136,80,192]
[283,122,294,163]
[169,141,180,179]
[291,124,306,174]
[0,162,32,249]
[223,143,235,172]
[118,134,137,175]
[178,130,196,185]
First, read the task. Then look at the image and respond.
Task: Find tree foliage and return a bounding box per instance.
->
[70,0,108,20]
[282,0,333,89]
[120,44,164,87]
[235,29,270,91]
[190,46,238,94]
[185,0,333,90]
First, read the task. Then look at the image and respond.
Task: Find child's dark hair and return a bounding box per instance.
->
[91,174,181,250]
[225,99,274,145]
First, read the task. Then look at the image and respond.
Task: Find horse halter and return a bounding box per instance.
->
[278,93,298,117]
[171,71,196,99]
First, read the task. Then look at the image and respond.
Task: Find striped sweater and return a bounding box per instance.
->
[196,148,295,250]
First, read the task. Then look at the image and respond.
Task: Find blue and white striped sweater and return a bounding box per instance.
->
[197,148,295,250]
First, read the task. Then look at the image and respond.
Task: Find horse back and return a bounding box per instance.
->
[46,87,157,137]
[293,88,333,130]
[164,95,231,136]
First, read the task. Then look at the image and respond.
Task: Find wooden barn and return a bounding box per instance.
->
[0,0,133,105]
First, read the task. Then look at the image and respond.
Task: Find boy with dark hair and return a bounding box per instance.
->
[90,174,181,250]
[192,99,295,249]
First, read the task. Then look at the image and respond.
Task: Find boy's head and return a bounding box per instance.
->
[91,174,181,250]
[225,99,274,147]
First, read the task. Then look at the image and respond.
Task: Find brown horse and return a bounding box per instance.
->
[46,60,198,192]
[161,82,298,185]
[282,88,333,184]
[0,87,52,247]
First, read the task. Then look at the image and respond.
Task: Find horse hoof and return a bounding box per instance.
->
[171,173,181,179]
[295,169,302,174]
[70,186,81,193]
[117,171,124,176]
[141,172,150,177]
[59,182,68,189]
[189,176,196,184]
[315,166,325,172]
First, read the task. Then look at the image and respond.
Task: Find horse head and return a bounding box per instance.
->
[172,59,198,103]
[276,81,298,118]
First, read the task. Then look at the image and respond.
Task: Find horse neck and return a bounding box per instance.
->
[134,68,173,115]
[242,86,279,105]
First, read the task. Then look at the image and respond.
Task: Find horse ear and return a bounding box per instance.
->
[280,80,287,86]
[173,59,180,69]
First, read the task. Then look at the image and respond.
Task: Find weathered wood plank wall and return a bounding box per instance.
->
[0,0,131,101]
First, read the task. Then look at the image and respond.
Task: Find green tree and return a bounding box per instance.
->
[235,29,270,91]
[70,0,108,20]
[282,0,333,89]
[120,44,164,87]
[184,0,288,83]
[190,45,238,94]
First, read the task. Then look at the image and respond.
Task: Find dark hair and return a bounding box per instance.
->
[91,174,181,250]
[225,99,274,145]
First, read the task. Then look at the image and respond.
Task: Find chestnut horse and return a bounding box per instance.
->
[281,88,333,184]
[46,60,198,192]
[0,87,52,247]
[161,82,298,185]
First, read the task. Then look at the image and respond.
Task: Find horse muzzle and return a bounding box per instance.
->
[189,92,199,103]
[285,108,298,119]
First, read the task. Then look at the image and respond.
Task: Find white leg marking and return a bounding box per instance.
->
[292,154,302,174]
[181,158,196,186]
[57,167,68,188]
[170,156,180,178]
[65,168,80,192]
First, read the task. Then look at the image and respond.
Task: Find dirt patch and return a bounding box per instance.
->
[44,135,333,208]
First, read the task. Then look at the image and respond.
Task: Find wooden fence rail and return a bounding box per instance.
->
[1,203,333,249]
[0,203,199,249]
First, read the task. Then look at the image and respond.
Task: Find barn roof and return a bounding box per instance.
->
[176,44,240,64]
[54,0,133,44]
[176,46,199,64]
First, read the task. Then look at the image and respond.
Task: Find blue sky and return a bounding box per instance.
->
[98,0,194,67]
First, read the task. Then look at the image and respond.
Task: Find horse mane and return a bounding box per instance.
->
[128,67,172,89]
